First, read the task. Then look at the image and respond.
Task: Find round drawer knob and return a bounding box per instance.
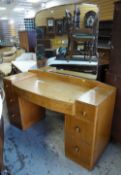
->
[10,99,14,103]
[74,146,80,153]
[81,111,87,117]
[11,114,16,118]
[75,126,81,133]
[5,84,9,88]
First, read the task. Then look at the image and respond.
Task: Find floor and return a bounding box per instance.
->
[1,80,121,175]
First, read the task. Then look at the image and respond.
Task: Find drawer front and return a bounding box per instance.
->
[7,101,20,119]
[65,116,94,144]
[4,81,13,99]
[7,102,22,129]
[7,100,21,128]
[75,102,96,122]
[4,80,22,128]
[65,136,92,164]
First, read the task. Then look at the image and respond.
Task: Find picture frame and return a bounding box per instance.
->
[47,18,55,36]
[84,11,97,28]
[55,19,64,35]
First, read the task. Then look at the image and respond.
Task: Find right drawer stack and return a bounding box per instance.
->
[65,102,96,170]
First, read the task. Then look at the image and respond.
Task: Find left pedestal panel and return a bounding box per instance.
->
[4,80,22,129]
[18,97,45,130]
[4,79,45,130]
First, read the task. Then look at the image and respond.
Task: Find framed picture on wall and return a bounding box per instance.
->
[84,11,96,28]
[63,17,68,34]
[47,18,54,26]
[47,18,55,36]
[55,19,64,35]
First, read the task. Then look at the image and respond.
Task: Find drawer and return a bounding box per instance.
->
[4,81,14,99]
[75,102,96,122]
[65,136,92,164]
[4,80,22,128]
[65,116,94,144]
[8,105,20,118]
[8,111,22,129]
[7,97,16,106]
[7,101,22,128]
[7,97,19,114]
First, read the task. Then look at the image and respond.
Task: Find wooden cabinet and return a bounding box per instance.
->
[98,20,112,49]
[97,20,113,82]
[19,31,36,52]
[106,1,121,143]
[4,68,116,169]
[65,90,115,169]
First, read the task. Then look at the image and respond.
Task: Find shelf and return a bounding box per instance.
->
[98,35,112,38]
[98,44,111,50]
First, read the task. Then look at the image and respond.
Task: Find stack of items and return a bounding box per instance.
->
[0,47,25,77]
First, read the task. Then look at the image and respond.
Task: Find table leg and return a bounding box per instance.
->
[18,97,45,130]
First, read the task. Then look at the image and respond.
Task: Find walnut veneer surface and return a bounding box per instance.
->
[0,117,4,171]
[3,67,116,170]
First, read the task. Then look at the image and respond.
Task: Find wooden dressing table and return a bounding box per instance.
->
[3,67,116,170]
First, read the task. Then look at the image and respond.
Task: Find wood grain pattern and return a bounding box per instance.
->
[92,91,116,167]
[4,79,22,129]
[4,72,45,130]
[0,117,4,171]
[106,1,121,143]
[4,67,116,169]
[19,31,29,52]
[18,97,45,130]
[19,31,36,52]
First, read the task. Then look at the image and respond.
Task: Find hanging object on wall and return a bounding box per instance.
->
[73,5,80,29]
[63,10,72,34]
[84,11,96,28]
[65,9,73,29]
[65,9,73,55]
[55,19,64,35]
[47,18,55,37]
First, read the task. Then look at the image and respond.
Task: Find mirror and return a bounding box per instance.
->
[35,3,99,80]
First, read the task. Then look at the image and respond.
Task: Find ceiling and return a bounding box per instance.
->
[0,0,81,20]
[0,0,81,42]
[0,0,49,20]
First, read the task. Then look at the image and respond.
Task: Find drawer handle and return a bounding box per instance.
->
[75,126,81,133]
[74,146,80,153]
[81,111,87,117]
[11,114,16,118]
[5,84,9,88]
[9,99,14,103]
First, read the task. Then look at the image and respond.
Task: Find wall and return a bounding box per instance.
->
[0,18,25,46]
[0,20,17,46]
[35,1,116,48]
[35,0,116,26]
[35,3,98,27]
[88,0,115,20]
[35,3,98,48]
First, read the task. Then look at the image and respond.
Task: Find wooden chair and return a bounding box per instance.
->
[68,14,99,61]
